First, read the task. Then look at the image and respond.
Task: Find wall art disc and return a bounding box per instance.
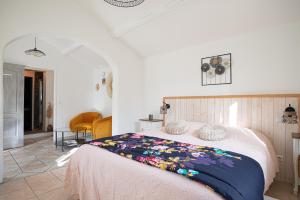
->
[201,63,210,72]
[210,56,222,68]
[223,58,231,69]
[206,68,216,79]
[215,65,225,75]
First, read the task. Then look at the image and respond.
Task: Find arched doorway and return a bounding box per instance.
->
[1,34,116,181]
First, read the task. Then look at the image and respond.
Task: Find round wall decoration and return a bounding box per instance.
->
[210,56,222,68]
[215,65,225,75]
[223,58,231,69]
[206,68,216,79]
[201,63,210,72]
[106,72,113,98]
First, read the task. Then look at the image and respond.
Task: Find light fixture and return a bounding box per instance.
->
[282,104,298,124]
[25,37,46,57]
[160,102,170,114]
[104,0,145,7]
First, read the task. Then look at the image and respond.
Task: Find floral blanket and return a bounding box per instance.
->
[89,133,264,200]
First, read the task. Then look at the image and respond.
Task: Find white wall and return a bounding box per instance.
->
[0,0,144,183]
[144,21,300,116]
[54,58,101,128]
[93,68,112,117]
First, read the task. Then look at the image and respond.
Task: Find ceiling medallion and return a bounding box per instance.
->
[104,0,145,8]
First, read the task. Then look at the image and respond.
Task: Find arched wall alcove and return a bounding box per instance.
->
[0,0,145,183]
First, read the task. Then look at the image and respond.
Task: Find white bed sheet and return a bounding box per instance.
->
[65,123,279,200]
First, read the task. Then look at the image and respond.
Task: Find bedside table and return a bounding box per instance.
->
[138,119,163,132]
[292,132,300,195]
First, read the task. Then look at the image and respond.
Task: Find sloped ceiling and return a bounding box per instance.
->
[77,0,300,57]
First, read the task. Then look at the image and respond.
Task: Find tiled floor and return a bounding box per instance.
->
[3,136,73,183]
[1,135,77,200]
[1,136,299,200]
[0,169,67,200]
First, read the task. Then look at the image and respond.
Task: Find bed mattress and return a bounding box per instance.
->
[64,123,278,200]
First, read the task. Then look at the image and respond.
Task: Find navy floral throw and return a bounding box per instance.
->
[89,133,264,200]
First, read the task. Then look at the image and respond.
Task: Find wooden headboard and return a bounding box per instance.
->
[163,94,300,183]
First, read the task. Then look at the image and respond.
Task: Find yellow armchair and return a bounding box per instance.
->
[69,112,102,133]
[92,116,112,139]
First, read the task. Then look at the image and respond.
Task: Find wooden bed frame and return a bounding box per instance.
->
[162,94,300,183]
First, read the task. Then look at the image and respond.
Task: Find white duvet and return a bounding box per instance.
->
[65,123,279,200]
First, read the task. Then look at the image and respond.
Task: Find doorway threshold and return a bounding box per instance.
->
[24,132,53,139]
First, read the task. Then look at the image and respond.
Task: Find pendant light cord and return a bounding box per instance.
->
[35,37,37,49]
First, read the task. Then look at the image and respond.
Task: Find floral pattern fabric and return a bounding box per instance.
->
[89,133,264,200]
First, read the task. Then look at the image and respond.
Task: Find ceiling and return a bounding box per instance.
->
[76,0,300,57]
[4,36,109,69]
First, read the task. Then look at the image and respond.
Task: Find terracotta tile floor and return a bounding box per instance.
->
[1,136,299,200]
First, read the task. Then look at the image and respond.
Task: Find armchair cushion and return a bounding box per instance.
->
[92,116,112,139]
[73,123,93,132]
[70,112,102,132]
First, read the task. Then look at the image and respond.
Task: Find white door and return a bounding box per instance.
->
[3,63,24,149]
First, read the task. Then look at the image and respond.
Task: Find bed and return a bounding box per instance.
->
[64,122,278,200]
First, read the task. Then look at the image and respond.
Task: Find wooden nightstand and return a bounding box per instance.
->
[138,119,163,132]
[292,132,300,195]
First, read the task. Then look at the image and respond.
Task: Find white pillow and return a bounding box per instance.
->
[195,124,226,141]
[165,120,189,135]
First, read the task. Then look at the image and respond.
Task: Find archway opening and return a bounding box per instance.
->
[2,34,114,181]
